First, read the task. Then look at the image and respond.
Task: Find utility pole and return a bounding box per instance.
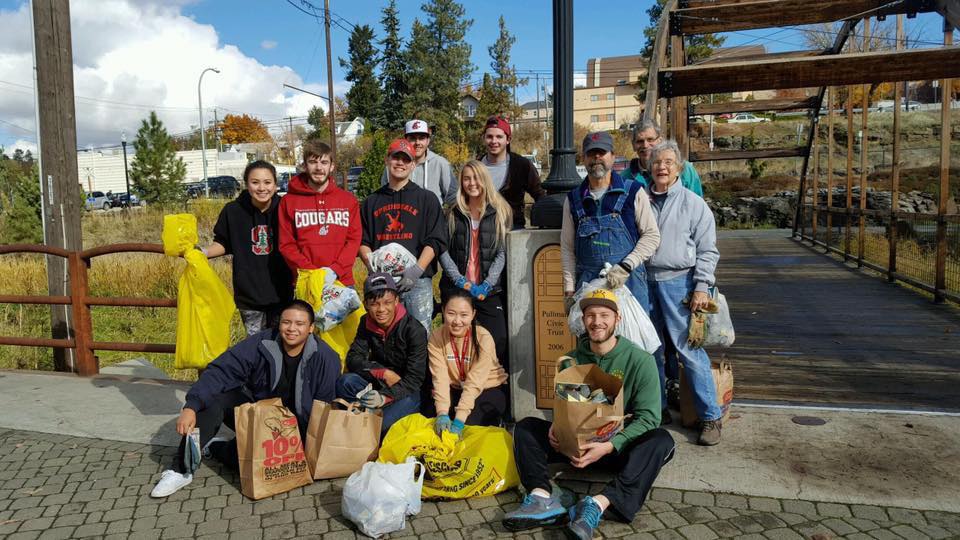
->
[32,0,84,372]
[213,107,221,152]
[324,0,338,183]
[288,116,295,164]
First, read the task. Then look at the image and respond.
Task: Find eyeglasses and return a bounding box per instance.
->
[636,137,659,144]
[651,160,676,168]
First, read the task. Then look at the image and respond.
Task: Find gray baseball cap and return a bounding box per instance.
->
[582,131,614,154]
[364,272,398,296]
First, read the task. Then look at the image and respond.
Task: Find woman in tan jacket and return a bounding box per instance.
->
[425,289,508,437]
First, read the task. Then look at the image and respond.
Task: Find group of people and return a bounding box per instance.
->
[150,115,723,539]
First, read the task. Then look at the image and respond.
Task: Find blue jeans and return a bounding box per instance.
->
[401,277,434,333]
[648,272,722,421]
[335,373,421,437]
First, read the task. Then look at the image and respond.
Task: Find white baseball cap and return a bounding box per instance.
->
[404,119,430,136]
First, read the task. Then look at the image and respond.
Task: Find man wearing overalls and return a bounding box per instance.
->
[560,132,661,312]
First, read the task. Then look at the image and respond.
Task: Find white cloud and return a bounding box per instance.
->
[0,0,348,149]
[10,139,36,155]
[261,40,278,50]
[574,73,587,89]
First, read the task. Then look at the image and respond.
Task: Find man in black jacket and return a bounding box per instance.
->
[480,116,545,229]
[359,138,448,332]
[337,272,428,436]
[150,300,341,498]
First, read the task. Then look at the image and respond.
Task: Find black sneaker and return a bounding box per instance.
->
[660,408,673,426]
[666,378,680,409]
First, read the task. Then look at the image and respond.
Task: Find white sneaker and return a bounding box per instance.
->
[150,470,193,498]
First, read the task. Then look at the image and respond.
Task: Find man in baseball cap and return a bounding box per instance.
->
[379,118,457,206]
[358,137,448,333]
[335,270,429,436]
[503,282,672,538]
[560,130,660,318]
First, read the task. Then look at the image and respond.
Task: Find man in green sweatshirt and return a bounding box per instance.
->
[503,289,675,539]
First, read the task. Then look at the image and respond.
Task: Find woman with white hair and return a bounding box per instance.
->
[645,140,723,446]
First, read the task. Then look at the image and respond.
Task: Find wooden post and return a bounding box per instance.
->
[858,18,871,267]
[889,15,904,282]
[827,86,835,251]
[32,0,84,372]
[811,129,820,243]
[670,34,688,154]
[644,0,677,124]
[67,252,96,376]
[845,84,855,261]
[934,25,953,303]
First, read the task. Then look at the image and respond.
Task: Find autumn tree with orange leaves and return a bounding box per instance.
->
[218,114,272,145]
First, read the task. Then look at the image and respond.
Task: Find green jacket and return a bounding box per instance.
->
[561,335,661,452]
[622,158,704,197]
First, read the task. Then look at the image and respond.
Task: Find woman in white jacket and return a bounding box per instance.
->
[644,140,723,447]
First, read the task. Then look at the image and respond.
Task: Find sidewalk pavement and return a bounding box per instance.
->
[1,370,959,539]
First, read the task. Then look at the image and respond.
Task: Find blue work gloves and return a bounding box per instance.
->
[434,415,466,439]
[470,282,492,301]
[454,276,471,291]
[434,414,452,436]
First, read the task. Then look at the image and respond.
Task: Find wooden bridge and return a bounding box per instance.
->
[717,229,960,411]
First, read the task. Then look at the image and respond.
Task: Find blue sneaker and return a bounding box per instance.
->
[502,488,574,531]
[565,496,603,540]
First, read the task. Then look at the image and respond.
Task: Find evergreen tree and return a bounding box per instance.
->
[403,0,474,142]
[306,105,331,141]
[636,0,725,103]
[479,16,525,120]
[475,73,499,122]
[341,24,382,126]
[129,112,187,204]
[377,0,408,131]
[0,149,42,243]
[355,132,389,201]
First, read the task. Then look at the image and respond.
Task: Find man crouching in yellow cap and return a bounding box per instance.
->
[502,289,675,539]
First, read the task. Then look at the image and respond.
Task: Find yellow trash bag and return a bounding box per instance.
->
[295,268,364,369]
[161,214,199,257]
[163,214,236,370]
[378,414,519,500]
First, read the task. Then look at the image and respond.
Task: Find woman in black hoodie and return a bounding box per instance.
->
[199,160,293,334]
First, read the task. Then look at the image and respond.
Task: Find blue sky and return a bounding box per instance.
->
[0,0,951,151]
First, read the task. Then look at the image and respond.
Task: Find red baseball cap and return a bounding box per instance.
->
[387,138,414,160]
[484,115,512,139]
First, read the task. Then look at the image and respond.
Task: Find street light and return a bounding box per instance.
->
[121,131,130,204]
[198,67,220,198]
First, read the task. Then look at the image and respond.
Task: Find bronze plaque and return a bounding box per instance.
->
[533,244,578,409]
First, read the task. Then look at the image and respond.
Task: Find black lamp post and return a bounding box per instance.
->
[530,0,580,229]
[121,131,130,200]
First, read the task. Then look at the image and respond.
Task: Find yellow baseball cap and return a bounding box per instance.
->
[579,288,619,313]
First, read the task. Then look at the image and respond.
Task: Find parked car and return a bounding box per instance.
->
[612,157,630,174]
[278,171,294,193]
[184,176,241,199]
[346,166,363,192]
[728,113,770,124]
[84,191,111,211]
[107,192,141,208]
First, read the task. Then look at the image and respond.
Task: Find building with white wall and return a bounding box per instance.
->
[77,148,248,194]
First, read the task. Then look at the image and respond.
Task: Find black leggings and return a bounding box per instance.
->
[421,385,509,426]
[512,417,675,522]
[173,389,251,474]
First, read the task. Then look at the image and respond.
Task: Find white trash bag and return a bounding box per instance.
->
[317,282,361,332]
[342,457,424,538]
[568,274,661,354]
[703,288,735,348]
[369,243,418,280]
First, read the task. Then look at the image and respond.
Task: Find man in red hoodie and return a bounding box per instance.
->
[278,140,362,285]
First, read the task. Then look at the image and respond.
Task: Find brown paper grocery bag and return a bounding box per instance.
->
[305,399,382,479]
[552,356,627,459]
[235,398,313,500]
[679,358,734,428]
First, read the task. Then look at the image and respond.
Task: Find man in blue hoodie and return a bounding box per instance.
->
[149,299,341,498]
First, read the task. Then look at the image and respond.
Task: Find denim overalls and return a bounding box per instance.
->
[570,180,649,309]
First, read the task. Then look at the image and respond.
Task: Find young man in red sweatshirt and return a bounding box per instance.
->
[278,140,361,285]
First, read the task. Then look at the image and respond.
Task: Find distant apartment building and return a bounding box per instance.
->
[573,54,646,131]
[77,149,247,194]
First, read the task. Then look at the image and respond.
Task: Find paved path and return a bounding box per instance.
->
[2,428,959,540]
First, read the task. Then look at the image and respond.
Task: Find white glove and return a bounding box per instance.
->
[606,262,631,290]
